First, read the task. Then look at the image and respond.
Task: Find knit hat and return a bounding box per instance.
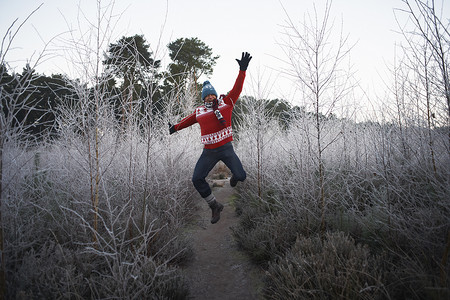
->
[201,81,217,100]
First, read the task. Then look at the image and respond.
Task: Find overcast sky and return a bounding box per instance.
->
[1,0,449,112]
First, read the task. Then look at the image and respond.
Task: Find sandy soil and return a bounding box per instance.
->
[182,178,264,300]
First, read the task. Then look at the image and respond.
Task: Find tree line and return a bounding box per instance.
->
[1,34,335,139]
[1,36,220,137]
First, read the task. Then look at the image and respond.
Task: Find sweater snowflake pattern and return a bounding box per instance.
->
[173,70,246,149]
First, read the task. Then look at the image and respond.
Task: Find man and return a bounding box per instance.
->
[169,52,252,224]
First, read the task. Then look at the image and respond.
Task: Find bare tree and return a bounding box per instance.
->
[0,4,50,297]
[0,0,199,297]
[394,0,450,287]
[278,0,355,234]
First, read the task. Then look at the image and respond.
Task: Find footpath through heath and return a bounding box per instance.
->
[183,178,263,300]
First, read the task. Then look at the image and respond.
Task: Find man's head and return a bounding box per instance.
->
[202,81,217,103]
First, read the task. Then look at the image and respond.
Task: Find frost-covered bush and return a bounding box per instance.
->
[232,180,322,264]
[264,232,386,300]
[2,110,199,298]
[233,106,449,298]
[10,241,189,299]
[232,203,298,264]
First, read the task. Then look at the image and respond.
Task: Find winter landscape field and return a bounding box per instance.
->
[0,0,449,299]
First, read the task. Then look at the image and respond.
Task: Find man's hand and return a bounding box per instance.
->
[169,123,176,134]
[236,52,252,71]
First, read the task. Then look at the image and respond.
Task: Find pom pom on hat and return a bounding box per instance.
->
[201,81,217,100]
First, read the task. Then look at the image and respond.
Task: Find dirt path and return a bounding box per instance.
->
[183,178,263,300]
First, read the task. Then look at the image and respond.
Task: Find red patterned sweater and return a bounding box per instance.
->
[173,70,246,149]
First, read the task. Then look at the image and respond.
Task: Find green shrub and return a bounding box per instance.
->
[9,240,190,299]
[232,213,298,264]
[232,190,303,264]
[232,187,322,265]
[380,251,450,300]
[264,231,386,300]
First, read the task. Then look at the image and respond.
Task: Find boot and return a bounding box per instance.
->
[209,201,224,224]
[230,175,237,187]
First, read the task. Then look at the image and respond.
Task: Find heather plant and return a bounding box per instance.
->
[2,84,200,298]
[1,80,200,298]
[0,1,203,298]
[234,108,449,298]
[264,232,386,300]
[232,1,449,298]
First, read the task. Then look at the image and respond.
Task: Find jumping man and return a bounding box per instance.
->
[169,52,252,224]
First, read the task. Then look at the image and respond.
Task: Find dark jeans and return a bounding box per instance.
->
[192,142,246,198]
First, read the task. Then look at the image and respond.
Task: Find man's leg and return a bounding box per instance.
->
[192,149,218,199]
[221,143,246,187]
[192,148,224,224]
